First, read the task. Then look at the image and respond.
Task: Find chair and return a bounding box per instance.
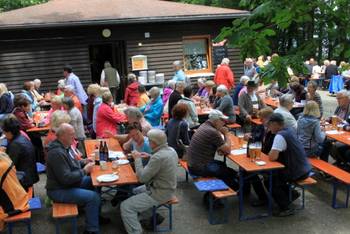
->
[152,197,179,232]
[52,203,78,234]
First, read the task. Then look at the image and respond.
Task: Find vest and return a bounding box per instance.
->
[277,128,311,181]
[104,66,118,87]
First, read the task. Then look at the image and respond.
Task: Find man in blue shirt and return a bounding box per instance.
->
[64,65,88,106]
[171,61,186,82]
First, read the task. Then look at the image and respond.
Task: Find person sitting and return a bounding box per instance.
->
[137,85,150,108]
[267,113,311,217]
[46,123,102,234]
[32,79,44,102]
[214,85,236,124]
[20,81,37,115]
[165,103,190,159]
[162,80,176,110]
[265,79,282,97]
[123,122,152,155]
[95,92,125,139]
[43,95,63,125]
[140,87,163,127]
[124,73,139,106]
[64,85,83,113]
[289,80,307,103]
[62,97,86,155]
[274,94,297,130]
[187,110,238,190]
[306,81,323,117]
[2,117,39,190]
[204,80,216,101]
[238,81,266,129]
[56,79,65,97]
[194,78,208,98]
[0,83,14,122]
[168,81,185,119]
[232,76,250,106]
[121,129,178,233]
[0,152,30,232]
[86,84,100,124]
[92,87,110,136]
[12,94,35,131]
[178,86,199,128]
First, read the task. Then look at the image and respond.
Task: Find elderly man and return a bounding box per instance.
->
[232,75,250,105]
[244,58,257,79]
[64,64,88,106]
[171,60,186,82]
[214,58,235,90]
[168,81,185,119]
[100,61,120,103]
[46,123,102,234]
[214,85,236,123]
[267,113,311,217]
[274,94,297,130]
[64,85,83,113]
[121,129,178,234]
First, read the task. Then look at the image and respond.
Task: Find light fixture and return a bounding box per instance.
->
[138,42,143,46]
[102,29,111,38]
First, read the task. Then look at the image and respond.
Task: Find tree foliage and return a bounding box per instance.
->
[0,0,48,12]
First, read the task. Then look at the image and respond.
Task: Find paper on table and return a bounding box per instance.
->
[231,149,246,155]
[109,151,126,159]
[326,130,344,135]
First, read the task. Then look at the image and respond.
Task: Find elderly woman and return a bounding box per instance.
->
[166,103,190,158]
[297,101,325,157]
[92,87,110,135]
[238,81,266,124]
[232,76,250,105]
[195,78,208,98]
[64,85,82,113]
[44,110,72,148]
[214,85,236,123]
[95,92,125,138]
[56,79,65,97]
[0,83,13,120]
[140,87,163,127]
[62,97,86,154]
[21,81,37,115]
[274,94,297,130]
[32,79,44,102]
[306,80,323,117]
[162,80,176,106]
[178,86,199,128]
[124,73,139,106]
[43,95,63,125]
[204,80,216,105]
[87,84,100,124]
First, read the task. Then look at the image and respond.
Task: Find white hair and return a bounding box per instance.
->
[216,85,228,94]
[167,80,176,89]
[149,87,160,99]
[331,60,337,65]
[221,58,230,65]
[279,94,294,107]
[240,76,250,84]
[56,123,74,137]
[33,79,41,85]
[197,78,206,85]
[173,60,182,67]
[58,79,65,89]
[147,129,167,146]
[176,81,186,89]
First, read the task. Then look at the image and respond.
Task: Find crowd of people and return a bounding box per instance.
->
[1,55,350,233]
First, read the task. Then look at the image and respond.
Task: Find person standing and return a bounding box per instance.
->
[100,61,120,103]
[171,61,187,82]
[124,73,139,106]
[63,65,88,107]
[214,58,235,90]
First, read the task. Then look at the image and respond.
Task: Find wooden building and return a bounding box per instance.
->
[0,0,249,94]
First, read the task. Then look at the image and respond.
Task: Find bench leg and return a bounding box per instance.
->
[168,204,173,231]
[208,194,214,225]
[152,206,157,232]
[26,220,32,234]
[7,223,13,234]
[332,182,350,209]
[55,220,61,234]
[72,217,78,234]
[185,171,189,182]
[207,195,229,225]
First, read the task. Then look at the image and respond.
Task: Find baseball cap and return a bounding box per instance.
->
[208,109,228,120]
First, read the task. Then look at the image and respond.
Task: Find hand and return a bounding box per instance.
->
[140,152,151,158]
[243,133,251,141]
[220,127,229,135]
[246,115,252,122]
[83,162,94,174]
[104,130,115,138]
[131,151,142,160]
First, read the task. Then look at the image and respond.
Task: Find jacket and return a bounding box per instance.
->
[168,90,182,119]
[333,103,350,121]
[0,93,13,114]
[214,64,235,90]
[140,96,163,127]
[68,107,86,139]
[297,115,325,152]
[162,87,173,105]
[96,103,125,138]
[12,107,34,131]
[6,134,39,189]
[124,82,139,106]
[46,140,85,191]
[178,97,199,127]
[238,92,266,118]
[134,144,178,203]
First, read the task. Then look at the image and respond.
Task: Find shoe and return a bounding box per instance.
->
[99,216,111,224]
[140,213,165,231]
[272,208,295,217]
[251,199,267,207]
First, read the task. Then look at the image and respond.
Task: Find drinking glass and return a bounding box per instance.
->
[112,160,120,174]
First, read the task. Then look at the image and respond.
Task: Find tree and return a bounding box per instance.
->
[0,0,48,12]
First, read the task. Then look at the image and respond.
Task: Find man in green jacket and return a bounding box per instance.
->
[100,61,120,103]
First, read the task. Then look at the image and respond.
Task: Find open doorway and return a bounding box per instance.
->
[89,42,126,102]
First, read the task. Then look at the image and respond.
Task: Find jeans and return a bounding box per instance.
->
[47,176,100,232]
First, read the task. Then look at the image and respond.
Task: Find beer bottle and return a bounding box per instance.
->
[104,141,109,162]
[99,141,105,161]
[246,138,251,158]
[94,145,100,165]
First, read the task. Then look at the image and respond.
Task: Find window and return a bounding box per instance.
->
[183,36,212,74]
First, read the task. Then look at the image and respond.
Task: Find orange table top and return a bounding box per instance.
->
[263,97,279,109]
[196,107,212,116]
[26,125,50,133]
[251,118,263,125]
[325,130,350,146]
[84,138,139,187]
[227,134,284,172]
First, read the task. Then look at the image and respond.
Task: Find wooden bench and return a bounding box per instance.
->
[309,158,350,208]
[288,177,317,209]
[152,197,179,232]
[52,203,78,234]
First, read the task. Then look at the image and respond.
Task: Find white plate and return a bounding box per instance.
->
[109,151,126,160]
[117,159,130,165]
[255,161,266,166]
[97,174,119,183]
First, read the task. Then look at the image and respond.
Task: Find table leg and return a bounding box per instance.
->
[268,171,273,216]
[238,168,244,221]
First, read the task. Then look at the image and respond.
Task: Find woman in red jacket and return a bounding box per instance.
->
[96,92,126,138]
[124,73,139,106]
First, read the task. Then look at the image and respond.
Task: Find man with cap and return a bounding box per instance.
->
[171,60,187,82]
[266,113,311,217]
[187,109,238,190]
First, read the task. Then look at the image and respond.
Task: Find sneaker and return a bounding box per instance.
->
[140,213,165,231]
[272,208,295,217]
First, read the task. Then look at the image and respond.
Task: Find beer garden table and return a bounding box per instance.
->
[227,134,285,220]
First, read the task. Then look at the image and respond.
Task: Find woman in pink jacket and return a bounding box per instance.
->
[96,92,126,138]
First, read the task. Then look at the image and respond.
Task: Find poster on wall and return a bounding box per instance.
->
[131,55,148,71]
[212,39,228,66]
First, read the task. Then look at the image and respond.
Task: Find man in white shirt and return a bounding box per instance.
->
[274,94,297,130]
